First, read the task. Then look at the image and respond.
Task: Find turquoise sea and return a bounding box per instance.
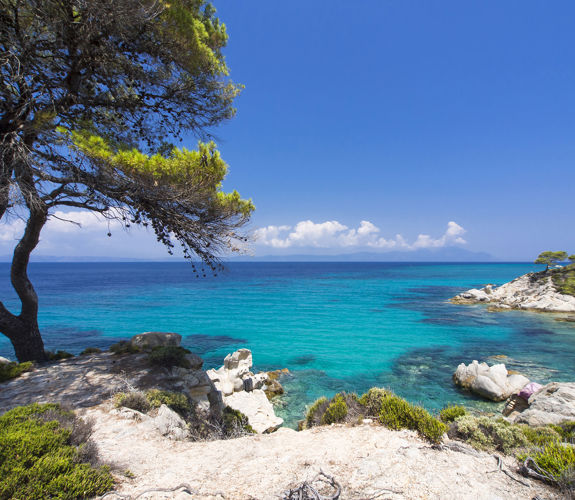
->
[1,262,574,426]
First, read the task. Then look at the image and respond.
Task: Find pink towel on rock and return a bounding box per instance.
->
[519,382,543,401]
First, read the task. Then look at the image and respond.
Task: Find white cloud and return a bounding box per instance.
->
[255,220,467,250]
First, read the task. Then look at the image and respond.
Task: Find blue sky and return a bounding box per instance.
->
[1,0,574,260]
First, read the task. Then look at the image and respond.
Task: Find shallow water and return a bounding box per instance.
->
[1,262,573,426]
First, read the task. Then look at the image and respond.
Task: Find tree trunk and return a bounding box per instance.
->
[0,204,48,362]
[9,320,45,362]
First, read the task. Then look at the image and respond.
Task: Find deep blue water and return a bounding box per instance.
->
[1,262,574,425]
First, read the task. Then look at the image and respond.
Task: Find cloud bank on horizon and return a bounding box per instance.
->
[254,220,466,251]
[0,210,466,258]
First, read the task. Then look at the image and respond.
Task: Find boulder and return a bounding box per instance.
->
[0,356,11,365]
[453,360,529,401]
[224,389,283,434]
[206,349,284,432]
[511,382,575,426]
[152,404,190,440]
[130,332,182,350]
[207,348,255,397]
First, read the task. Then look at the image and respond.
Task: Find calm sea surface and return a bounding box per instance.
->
[1,262,574,425]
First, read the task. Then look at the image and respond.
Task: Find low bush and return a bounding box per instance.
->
[303,387,446,443]
[145,389,192,416]
[113,391,151,413]
[147,346,191,369]
[377,394,447,443]
[439,405,467,423]
[221,406,255,436]
[519,441,575,493]
[321,394,348,425]
[46,350,74,361]
[0,361,33,382]
[305,397,329,429]
[358,387,390,416]
[450,415,531,454]
[109,341,141,355]
[0,403,113,499]
[80,347,102,356]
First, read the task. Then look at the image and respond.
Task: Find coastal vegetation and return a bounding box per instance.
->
[0,360,32,382]
[304,388,447,444]
[439,404,467,423]
[448,414,575,493]
[535,251,569,270]
[0,403,113,499]
[0,0,253,363]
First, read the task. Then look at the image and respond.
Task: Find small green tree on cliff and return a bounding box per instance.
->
[0,0,253,362]
[569,255,575,266]
[535,251,568,271]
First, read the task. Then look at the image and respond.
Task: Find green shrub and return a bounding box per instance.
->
[147,346,191,369]
[305,397,329,429]
[46,350,74,361]
[450,415,529,453]
[0,361,33,382]
[113,391,151,413]
[321,394,348,425]
[109,341,141,355]
[377,394,447,444]
[519,441,575,489]
[358,387,390,416]
[520,425,563,447]
[80,347,102,356]
[440,405,467,423]
[550,421,575,442]
[146,389,192,416]
[221,406,254,435]
[0,403,113,499]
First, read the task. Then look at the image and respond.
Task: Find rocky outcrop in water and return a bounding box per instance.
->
[207,348,284,433]
[453,360,530,401]
[451,273,575,312]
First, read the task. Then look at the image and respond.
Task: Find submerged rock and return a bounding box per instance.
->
[451,273,575,312]
[510,382,575,426]
[130,331,182,349]
[453,360,529,401]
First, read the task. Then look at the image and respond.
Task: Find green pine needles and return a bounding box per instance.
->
[0,404,113,499]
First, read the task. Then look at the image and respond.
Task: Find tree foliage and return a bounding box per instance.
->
[0,0,253,361]
[535,251,568,270]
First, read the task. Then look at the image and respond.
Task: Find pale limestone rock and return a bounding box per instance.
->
[225,389,283,434]
[152,404,189,440]
[130,332,182,349]
[454,360,529,401]
[0,356,11,365]
[207,349,283,432]
[451,273,575,312]
[511,382,575,426]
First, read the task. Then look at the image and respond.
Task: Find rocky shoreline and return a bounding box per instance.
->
[1,333,573,498]
[451,271,575,312]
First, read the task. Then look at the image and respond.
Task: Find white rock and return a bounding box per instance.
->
[512,382,575,426]
[0,356,11,365]
[130,332,182,349]
[454,361,529,401]
[152,404,189,440]
[224,389,283,434]
[451,273,575,312]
